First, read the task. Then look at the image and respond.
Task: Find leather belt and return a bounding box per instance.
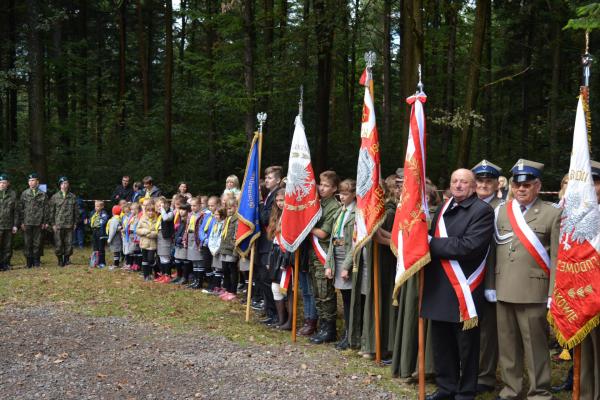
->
[333,239,345,246]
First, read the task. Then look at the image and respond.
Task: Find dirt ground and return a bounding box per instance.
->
[0,306,399,400]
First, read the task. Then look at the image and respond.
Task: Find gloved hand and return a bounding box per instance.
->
[484,289,497,303]
[547,297,552,309]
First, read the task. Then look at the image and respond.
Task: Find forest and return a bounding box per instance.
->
[0,0,598,198]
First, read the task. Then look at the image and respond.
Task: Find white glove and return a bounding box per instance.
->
[547,297,552,309]
[428,235,432,243]
[484,289,497,303]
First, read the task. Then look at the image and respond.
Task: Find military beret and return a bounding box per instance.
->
[591,160,600,180]
[58,176,69,185]
[0,173,8,181]
[27,173,39,180]
[472,159,502,179]
[511,159,544,183]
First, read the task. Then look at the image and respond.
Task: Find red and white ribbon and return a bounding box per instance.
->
[311,234,327,266]
[506,199,550,276]
[435,199,487,324]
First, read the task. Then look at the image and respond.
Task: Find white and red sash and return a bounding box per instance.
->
[280,266,292,294]
[311,234,327,266]
[435,198,487,329]
[506,199,550,276]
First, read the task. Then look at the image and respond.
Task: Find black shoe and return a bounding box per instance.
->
[26,257,33,268]
[34,257,41,267]
[188,279,200,289]
[260,315,275,325]
[251,300,264,310]
[310,321,336,344]
[335,335,349,351]
[63,256,71,266]
[476,384,494,394]
[425,391,454,400]
[57,256,64,267]
[170,276,183,284]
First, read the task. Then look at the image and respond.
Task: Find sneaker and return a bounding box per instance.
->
[219,291,230,300]
[98,264,106,269]
[223,293,237,301]
[154,274,164,282]
[122,264,131,271]
[159,275,171,283]
[201,289,211,294]
[109,265,116,271]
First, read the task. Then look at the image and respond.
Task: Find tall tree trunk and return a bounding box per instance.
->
[263,0,274,137]
[382,0,392,139]
[206,0,218,181]
[455,0,489,168]
[164,0,173,179]
[348,0,360,136]
[52,16,69,147]
[136,0,150,117]
[243,0,256,142]
[117,0,127,134]
[482,1,493,157]
[520,2,533,158]
[79,0,88,137]
[549,18,561,168]
[313,0,335,173]
[6,0,17,148]
[26,0,48,181]
[439,0,457,185]
[179,0,187,80]
[278,0,288,57]
[301,0,310,79]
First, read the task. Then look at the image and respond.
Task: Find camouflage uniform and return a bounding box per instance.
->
[0,188,18,270]
[19,187,49,266]
[49,190,78,264]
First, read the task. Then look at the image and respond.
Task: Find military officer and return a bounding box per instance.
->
[580,160,600,400]
[471,160,502,394]
[490,159,561,400]
[49,176,78,266]
[0,174,18,271]
[19,173,49,268]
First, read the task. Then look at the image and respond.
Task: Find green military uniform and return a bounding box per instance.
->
[490,160,561,400]
[309,195,340,342]
[49,177,78,266]
[580,161,600,400]
[19,174,49,267]
[0,174,18,270]
[472,159,503,391]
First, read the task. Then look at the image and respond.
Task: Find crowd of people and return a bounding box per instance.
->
[0,158,598,400]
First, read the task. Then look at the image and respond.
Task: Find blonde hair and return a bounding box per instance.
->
[558,173,569,200]
[384,175,397,203]
[339,179,356,194]
[226,175,240,189]
[226,198,238,208]
[95,200,104,207]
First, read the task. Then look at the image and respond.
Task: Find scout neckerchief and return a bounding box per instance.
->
[90,212,100,228]
[106,214,121,235]
[334,207,347,239]
[154,215,162,231]
[187,212,198,232]
[122,213,131,242]
[505,198,550,276]
[222,216,232,239]
[434,198,488,330]
[174,209,180,228]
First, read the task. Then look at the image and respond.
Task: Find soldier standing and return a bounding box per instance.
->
[471,159,502,394]
[19,173,49,268]
[0,174,18,271]
[49,176,78,266]
[490,159,561,400]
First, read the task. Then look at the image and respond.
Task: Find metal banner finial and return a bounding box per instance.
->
[257,112,267,134]
[582,52,593,88]
[298,85,304,120]
[365,51,376,69]
[416,64,424,94]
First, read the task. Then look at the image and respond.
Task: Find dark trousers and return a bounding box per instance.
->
[222,261,238,293]
[258,252,276,316]
[431,319,480,400]
[141,249,156,277]
[340,289,352,333]
[23,225,43,259]
[92,229,106,265]
[54,227,74,257]
[0,229,13,265]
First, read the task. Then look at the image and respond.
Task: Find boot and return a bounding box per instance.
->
[298,318,317,336]
[63,255,70,266]
[310,320,336,344]
[26,257,33,268]
[57,256,64,267]
[273,300,286,329]
[188,271,200,288]
[277,296,293,331]
[335,330,349,350]
[34,256,41,267]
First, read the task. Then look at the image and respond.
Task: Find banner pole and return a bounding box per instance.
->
[573,345,581,400]
[292,250,300,342]
[373,242,381,364]
[245,243,256,322]
[418,268,425,400]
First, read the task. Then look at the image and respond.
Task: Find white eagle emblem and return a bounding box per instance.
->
[286,163,314,202]
[561,191,600,249]
[356,148,374,198]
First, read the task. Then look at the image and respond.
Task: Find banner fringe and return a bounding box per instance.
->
[392,252,430,306]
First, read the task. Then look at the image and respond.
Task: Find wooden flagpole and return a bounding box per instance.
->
[373,242,382,364]
[292,250,300,342]
[418,268,425,400]
[245,243,256,322]
[573,345,581,400]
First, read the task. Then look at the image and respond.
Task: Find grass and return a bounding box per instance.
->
[0,247,573,399]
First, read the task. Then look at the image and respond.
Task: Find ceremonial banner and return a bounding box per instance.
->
[390,93,431,304]
[235,132,262,257]
[548,95,600,349]
[280,116,322,252]
[352,66,386,267]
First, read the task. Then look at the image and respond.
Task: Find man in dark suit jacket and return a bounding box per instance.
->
[422,168,494,400]
[255,165,283,324]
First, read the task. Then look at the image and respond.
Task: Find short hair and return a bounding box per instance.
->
[199,195,208,203]
[208,195,220,204]
[216,207,227,219]
[144,198,156,208]
[178,203,191,212]
[95,200,104,207]
[142,176,153,184]
[133,181,142,190]
[226,198,238,208]
[226,175,240,188]
[122,175,131,180]
[339,179,356,194]
[319,170,340,188]
[265,166,283,181]
[190,196,201,204]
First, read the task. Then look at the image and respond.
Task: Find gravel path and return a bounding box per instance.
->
[0,306,400,400]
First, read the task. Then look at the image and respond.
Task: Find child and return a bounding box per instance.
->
[136,199,159,281]
[186,197,204,288]
[197,196,218,292]
[218,198,239,301]
[268,189,294,329]
[208,207,226,293]
[155,197,175,283]
[120,203,133,270]
[172,203,191,284]
[89,200,109,268]
[107,205,123,270]
[126,202,142,271]
[308,170,341,344]
[324,179,356,350]
[223,175,240,198]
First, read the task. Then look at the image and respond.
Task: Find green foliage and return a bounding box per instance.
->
[564,3,600,30]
